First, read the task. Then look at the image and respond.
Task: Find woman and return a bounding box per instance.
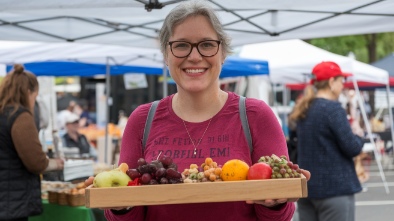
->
[87,1,309,220]
[0,64,64,221]
[289,61,364,221]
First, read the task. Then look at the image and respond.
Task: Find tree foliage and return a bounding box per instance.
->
[306,32,394,63]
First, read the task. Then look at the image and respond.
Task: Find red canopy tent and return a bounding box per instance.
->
[285,77,394,91]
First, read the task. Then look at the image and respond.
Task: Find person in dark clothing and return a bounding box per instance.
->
[62,113,97,159]
[0,64,64,221]
[289,61,364,221]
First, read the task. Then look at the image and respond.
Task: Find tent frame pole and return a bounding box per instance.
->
[104,56,111,165]
[385,83,394,154]
[353,78,390,194]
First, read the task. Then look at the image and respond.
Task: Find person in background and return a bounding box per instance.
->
[86,1,310,221]
[0,64,64,221]
[289,61,364,221]
[62,113,97,160]
[56,100,76,130]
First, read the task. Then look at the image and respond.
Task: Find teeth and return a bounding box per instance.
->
[185,69,204,73]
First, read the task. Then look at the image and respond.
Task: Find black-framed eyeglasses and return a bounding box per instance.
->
[168,40,221,58]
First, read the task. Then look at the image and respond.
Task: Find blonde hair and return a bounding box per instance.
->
[289,80,330,121]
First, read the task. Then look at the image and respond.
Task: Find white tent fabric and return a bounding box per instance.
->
[239,39,389,85]
[0,41,164,67]
[0,0,393,47]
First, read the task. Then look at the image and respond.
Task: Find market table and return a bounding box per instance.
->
[29,200,105,221]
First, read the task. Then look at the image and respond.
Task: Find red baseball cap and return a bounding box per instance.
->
[310,61,352,84]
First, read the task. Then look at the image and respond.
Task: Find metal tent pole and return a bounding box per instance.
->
[104,56,111,165]
[353,78,390,194]
[385,83,394,153]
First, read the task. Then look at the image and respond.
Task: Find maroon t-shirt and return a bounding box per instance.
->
[105,92,295,221]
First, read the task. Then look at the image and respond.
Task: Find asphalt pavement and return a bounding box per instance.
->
[355,154,394,221]
[292,153,394,221]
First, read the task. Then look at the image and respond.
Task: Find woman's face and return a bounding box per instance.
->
[330,76,345,99]
[165,15,225,93]
[29,89,38,111]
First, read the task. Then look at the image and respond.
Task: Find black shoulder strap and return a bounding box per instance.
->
[239,96,253,153]
[142,100,159,149]
[142,98,253,153]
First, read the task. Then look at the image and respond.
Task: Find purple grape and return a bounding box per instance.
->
[138,165,150,174]
[167,163,178,171]
[137,158,147,166]
[141,173,152,185]
[148,163,158,174]
[126,169,141,180]
[155,168,167,179]
[166,168,182,179]
[150,160,164,169]
[159,177,169,184]
[159,155,173,167]
[149,179,159,185]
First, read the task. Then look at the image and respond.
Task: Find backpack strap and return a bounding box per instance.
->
[142,100,159,150]
[239,96,253,153]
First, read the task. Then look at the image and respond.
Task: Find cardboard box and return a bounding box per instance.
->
[85,176,307,208]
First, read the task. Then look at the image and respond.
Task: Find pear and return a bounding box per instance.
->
[93,169,131,187]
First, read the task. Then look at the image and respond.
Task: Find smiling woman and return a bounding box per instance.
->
[84,1,309,221]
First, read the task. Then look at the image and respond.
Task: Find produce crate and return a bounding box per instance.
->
[85,175,307,208]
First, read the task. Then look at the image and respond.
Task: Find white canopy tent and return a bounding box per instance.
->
[239,39,391,193]
[0,0,393,48]
[239,39,388,85]
[1,0,393,188]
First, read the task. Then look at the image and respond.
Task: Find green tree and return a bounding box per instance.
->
[306,32,394,63]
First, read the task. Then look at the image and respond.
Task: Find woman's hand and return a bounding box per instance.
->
[245,169,311,207]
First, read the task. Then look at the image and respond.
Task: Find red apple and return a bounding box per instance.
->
[247,162,272,180]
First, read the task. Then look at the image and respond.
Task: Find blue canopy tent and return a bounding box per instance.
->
[5,55,269,165]
[5,56,269,78]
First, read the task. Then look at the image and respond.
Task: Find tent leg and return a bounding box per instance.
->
[385,84,394,155]
[353,79,390,194]
[104,56,111,165]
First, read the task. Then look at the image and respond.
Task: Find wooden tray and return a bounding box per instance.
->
[85,175,307,208]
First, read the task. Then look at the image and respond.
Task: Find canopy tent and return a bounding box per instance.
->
[239,39,391,193]
[286,77,394,91]
[372,53,394,76]
[0,40,269,166]
[0,0,393,48]
[239,39,388,85]
[0,41,268,78]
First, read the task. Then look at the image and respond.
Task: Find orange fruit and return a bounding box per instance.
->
[118,163,129,173]
[220,159,250,181]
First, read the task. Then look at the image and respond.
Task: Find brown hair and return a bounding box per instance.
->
[288,80,331,121]
[0,64,38,115]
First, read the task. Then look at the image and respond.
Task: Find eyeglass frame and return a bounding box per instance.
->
[168,40,222,58]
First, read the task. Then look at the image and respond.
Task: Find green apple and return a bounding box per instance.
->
[93,170,131,187]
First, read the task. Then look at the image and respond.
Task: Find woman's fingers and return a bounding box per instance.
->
[301,169,311,181]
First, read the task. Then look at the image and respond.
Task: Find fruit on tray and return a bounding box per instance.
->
[126,154,183,185]
[247,162,272,180]
[93,169,131,187]
[258,154,302,178]
[220,159,249,181]
[182,157,222,183]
